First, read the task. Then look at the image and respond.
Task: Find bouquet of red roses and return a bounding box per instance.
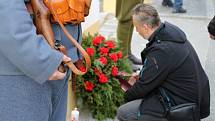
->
[76,34,132,120]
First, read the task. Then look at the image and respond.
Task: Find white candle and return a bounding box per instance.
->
[71,108,79,121]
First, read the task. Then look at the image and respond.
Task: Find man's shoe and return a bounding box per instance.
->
[128,54,143,65]
[131,63,140,72]
[172,8,187,13]
[162,0,173,7]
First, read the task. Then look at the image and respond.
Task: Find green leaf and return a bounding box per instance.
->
[76,33,130,120]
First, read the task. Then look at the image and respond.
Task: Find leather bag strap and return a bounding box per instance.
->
[49,0,91,75]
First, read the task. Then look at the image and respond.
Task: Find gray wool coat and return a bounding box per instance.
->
[0,0,67,121]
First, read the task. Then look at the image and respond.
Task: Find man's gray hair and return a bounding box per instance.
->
[132,4,160,27]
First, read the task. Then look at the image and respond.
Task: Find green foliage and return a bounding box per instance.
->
[76,34,132,120]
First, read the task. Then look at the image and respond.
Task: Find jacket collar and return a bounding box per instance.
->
[147,23,165,48]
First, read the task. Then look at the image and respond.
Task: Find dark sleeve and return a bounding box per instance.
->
[125,48,170,102]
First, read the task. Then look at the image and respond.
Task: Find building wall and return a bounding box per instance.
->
[102,0,150,14]
[82,0,100,31]
[103,0,116,14]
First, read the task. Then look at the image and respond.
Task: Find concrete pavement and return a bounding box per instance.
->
[148,0,214,18]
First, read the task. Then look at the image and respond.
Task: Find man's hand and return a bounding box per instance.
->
[128,76,137,86]
[128,72,140,86]
[48,55,71,81]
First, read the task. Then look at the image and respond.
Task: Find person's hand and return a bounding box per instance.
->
[48,70,66,80]
[128,72,140,86]
[128,76,137,86]
[48,55,71,81]
[132,72,140,80]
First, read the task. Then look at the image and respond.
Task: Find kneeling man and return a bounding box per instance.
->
[117,4,210,121]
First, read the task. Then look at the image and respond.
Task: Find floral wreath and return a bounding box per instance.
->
[76,34,132,120]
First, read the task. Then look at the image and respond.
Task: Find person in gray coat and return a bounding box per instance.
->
[0,0,71,121]
[23,0,85,120]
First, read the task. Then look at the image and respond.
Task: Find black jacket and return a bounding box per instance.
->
[125,22,210,119]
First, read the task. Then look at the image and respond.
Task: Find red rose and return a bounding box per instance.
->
[112,66,119,76]
[84,81,95,92]
[117,51,123,58]
[99,57,108,65]
[100,47,109,55]
[109,53,118,62]
[99,74,108,83]
[86,47,95,56]
[105,41,116,49]
[92,36,105,46]
[79,66,86,72]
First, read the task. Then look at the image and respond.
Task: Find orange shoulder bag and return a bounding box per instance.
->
[30,0,91,75]
[44,0,92,24]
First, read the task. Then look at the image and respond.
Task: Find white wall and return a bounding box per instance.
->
[82,0,100,31]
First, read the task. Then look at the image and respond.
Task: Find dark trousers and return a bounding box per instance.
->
[140,115,168,121]
[117,99,167,121]
[174,0,183,10]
